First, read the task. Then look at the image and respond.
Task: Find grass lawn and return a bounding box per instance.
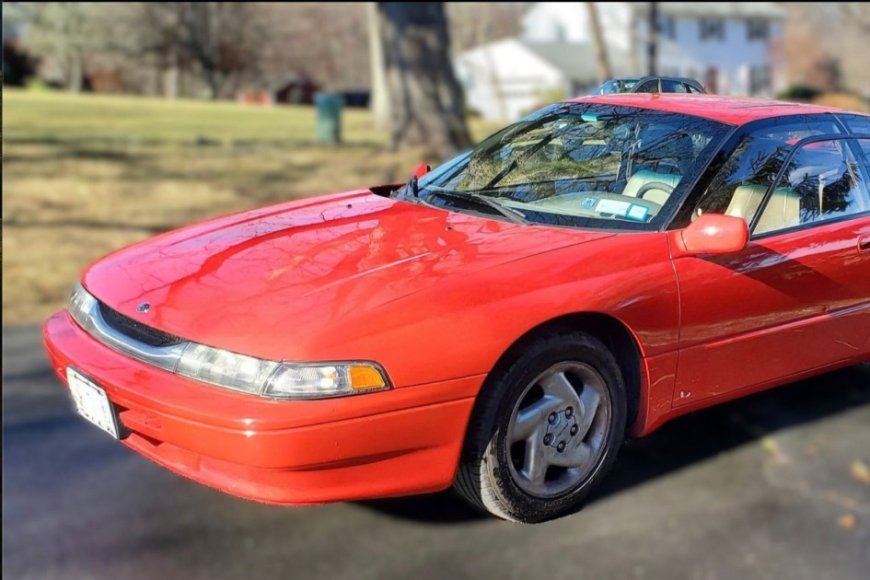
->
[3,89,500,325]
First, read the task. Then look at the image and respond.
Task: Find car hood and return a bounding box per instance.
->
[83,189,612,361]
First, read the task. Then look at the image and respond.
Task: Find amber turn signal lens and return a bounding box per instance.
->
[349,365,387,390]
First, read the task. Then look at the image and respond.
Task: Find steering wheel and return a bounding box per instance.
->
[635,181,675,200]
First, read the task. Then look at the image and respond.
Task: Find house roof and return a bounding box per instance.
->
[519,40,631,83]
[568,93,846,125]
[637,2,785,20]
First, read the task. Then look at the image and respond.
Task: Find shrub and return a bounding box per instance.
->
[776,85,822,102]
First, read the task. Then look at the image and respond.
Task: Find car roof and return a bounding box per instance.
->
[568,93,846,125]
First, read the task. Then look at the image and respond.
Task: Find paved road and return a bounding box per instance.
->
[3,325,869,580]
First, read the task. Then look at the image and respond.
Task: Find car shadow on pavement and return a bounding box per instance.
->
[358,363,870,523]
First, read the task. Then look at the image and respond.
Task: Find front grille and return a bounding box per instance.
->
[98,302,183,347]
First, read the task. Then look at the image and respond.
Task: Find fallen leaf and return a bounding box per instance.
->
[761,437,779,454]
[761,437,788,463]
[837,513,857,529]
[850,460,870,485]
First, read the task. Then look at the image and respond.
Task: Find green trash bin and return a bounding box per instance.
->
[314,92,343,145]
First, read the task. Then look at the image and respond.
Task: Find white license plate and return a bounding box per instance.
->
[67,367,119,439]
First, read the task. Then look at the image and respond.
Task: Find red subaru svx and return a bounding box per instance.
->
[44,95,870,522]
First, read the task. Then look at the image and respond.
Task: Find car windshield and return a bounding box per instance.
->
[598,79,638,94]
[406,103,731,230]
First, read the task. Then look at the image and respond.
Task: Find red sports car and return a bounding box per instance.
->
[44,95,870,522]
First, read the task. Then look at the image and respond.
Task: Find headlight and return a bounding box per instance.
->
[264,363,388,398]
[69,283,391,399]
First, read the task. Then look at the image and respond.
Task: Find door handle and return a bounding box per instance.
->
[859,235,870,254]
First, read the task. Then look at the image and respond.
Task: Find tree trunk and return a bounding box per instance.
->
[586,3,612,83]
[367,3,391,129]
[205,70,220,100]
[163,53,180,99]
[647,2,659,76]
[68,50,84,93]
[377,2,473,160]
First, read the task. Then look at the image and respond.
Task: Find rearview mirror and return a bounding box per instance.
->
[671,214,749,257]
[413,162,431,179]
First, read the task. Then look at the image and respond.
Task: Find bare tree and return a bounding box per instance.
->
[377,3,472,159]
[121,2,268,100]
[257,3,369,92]
[840,3,870,33]
[782,2,869,97]
[447,3,529,53]
[586,3,612,82]
[175,2,267,99]
[19,2,102,92]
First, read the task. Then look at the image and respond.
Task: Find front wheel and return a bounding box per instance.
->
[454,331,627,523]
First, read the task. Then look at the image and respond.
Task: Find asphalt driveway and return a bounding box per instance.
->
[3,325,868,580]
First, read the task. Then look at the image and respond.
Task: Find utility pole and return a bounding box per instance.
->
[648,2,659,76]
[586,3,612,82]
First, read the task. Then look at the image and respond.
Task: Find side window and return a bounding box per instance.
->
[636,80,660,93]
[661,79,688,93]
[686,84,703,94]
[858,139,870,170]
[840,114,870,135]
[754,139,870,235]
[689,119,842,223]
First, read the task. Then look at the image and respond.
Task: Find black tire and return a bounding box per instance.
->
[454,331,627,523]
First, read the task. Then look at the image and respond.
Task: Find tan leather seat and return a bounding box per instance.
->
[724,184,800,234]
[622,170,682,206]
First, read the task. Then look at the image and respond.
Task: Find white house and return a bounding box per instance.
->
[455,2,786,122]
[454,38,633,121]
[522,2,786,96]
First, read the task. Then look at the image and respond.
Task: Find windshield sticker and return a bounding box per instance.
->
[580,197,598,210]
[626,205,651,222]
[595,199,631,216]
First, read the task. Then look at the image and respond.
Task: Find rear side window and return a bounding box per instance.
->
[687,84,704,94]
[754,138,870,235]
[661,79,688,93]
[858,139,870,169]
[840,114,870,135]
[689,119,842,223]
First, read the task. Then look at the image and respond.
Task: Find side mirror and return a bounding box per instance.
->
[413,162,431,179]
[671,214,749,257]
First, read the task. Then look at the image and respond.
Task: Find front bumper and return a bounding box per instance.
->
[43,311,481,504]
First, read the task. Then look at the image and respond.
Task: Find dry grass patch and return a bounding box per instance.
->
[3,89,499,324]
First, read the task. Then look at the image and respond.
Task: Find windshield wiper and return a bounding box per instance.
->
[426,188,529,224]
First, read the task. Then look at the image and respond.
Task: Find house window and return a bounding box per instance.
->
[659,16,676,40]
[749,65,771,95]
[746,18,769,41]
[699,18,725,41]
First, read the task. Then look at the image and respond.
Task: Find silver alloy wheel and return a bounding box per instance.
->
[505,361,611,498]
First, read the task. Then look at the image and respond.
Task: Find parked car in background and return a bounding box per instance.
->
[597,76,706,95]
[45,94,870,523]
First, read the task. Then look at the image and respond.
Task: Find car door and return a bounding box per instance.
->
[671,128,870,406]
